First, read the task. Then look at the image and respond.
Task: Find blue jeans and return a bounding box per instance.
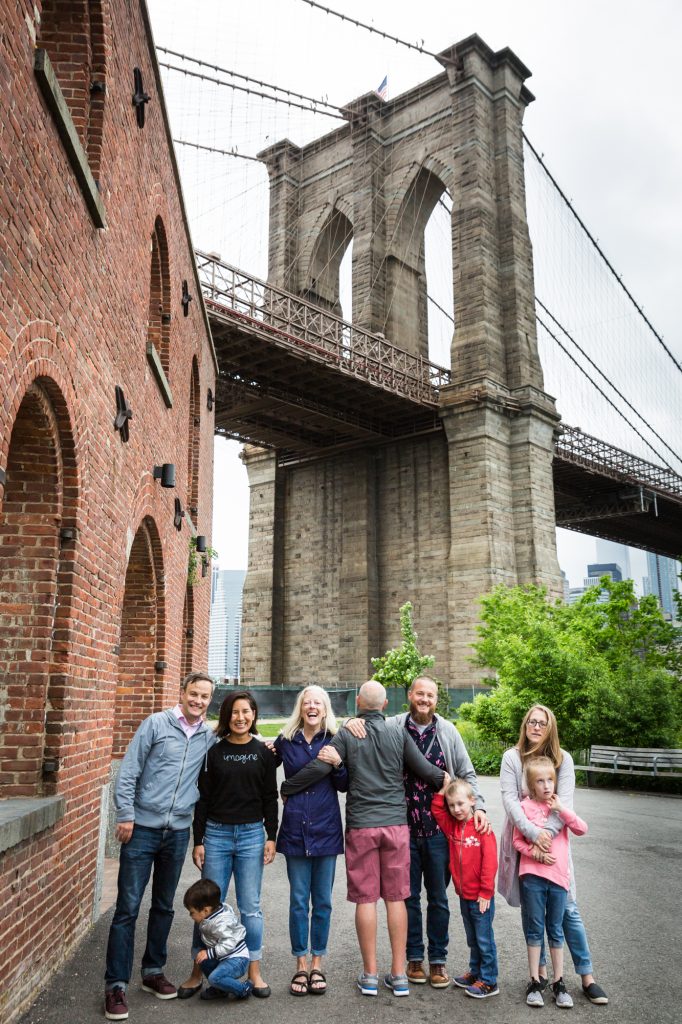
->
[521,874,567,949]
[105,825,189,988]
[198,955,250,997]
[521,885,593,975]
[405,831,450,963]
[459,897,498,985]
[285,855,336,956]
[198,820,265,961]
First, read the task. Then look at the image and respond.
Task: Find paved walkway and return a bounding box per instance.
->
[19,779,680,1024]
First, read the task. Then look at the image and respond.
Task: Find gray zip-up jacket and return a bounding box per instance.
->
[198,902,248,961]
[281,710,445,829]
[115,710,216,829]
[391,712,485,813]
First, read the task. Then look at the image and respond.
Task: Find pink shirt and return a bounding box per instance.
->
[172,704,203,740]
[513,797,588,891]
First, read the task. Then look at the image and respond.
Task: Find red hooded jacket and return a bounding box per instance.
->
[431,793,498,900]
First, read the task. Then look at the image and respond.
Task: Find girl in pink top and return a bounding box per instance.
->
[512,757,587,1009]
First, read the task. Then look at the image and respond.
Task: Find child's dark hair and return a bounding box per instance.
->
[183,878,221,912]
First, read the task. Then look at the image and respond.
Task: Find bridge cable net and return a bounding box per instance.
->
[158,41,455,373]
[524,139,682,478]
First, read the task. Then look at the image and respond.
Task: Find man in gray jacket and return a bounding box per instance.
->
[345,675,487,989]
[281,680,449,998]
[104,672,215,1021]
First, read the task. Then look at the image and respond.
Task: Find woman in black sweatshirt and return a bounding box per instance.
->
[179,691,277,999]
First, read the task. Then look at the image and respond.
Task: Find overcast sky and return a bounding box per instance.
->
[148,0,682,588]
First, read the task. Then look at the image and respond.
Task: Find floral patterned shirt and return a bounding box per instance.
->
[404,717,447,838]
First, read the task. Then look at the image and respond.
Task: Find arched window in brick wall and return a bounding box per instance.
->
[181,586,194,679]
[0,380,77,798]
[37,0,107,180]
[112,517,165,757]
[187,358,200,520]
[147,217,171,379]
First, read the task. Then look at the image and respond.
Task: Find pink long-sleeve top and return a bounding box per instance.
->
[512,797,588,892]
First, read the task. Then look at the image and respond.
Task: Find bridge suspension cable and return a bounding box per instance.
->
[156,46,343,116]
[157,60,346,119]
[524,133,681,376]
[536,312,676,474]
[296,0,443,59]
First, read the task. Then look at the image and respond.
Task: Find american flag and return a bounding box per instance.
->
[376,75,388,101]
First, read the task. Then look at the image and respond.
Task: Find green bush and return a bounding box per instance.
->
[462,579,682,752]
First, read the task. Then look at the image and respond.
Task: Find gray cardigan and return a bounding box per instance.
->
[498,746,577,907]
[281,710,445,829]
[390,712,485,813]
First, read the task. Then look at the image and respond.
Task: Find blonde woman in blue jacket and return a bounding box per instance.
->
[271,686,348,996]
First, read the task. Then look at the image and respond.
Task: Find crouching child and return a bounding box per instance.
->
[183,879,252,1001]
[432,778,499,999]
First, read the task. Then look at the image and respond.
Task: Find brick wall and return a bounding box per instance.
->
[0,1,216,1019]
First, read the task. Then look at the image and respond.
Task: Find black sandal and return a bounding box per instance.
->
[309,969,327,994]
[290,971,309,996]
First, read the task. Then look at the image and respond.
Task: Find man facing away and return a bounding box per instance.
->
[281,680,449,998]
[104,671,216,1021]
[345,675,488,988]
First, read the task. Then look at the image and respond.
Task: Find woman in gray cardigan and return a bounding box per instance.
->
[498,704,608,1005]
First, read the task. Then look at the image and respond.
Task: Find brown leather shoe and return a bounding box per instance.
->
[429,964,451,988]
[406,961,427,984]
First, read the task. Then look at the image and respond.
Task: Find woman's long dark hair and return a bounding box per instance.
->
[217,690,259,738]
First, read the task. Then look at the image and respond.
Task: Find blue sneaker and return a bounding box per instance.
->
[384,973,410,997]
[357,972,378,996]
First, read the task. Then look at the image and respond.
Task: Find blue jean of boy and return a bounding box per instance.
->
[285,854,336,956]
[459,897,498,985]
[197,820,265,962]
[197,955,250,997]
[105,825,189,989]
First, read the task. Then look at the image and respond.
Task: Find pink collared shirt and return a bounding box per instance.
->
[172,703,204,739]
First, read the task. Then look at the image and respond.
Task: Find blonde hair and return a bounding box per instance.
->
[525,756,557,797]
[280,685,338,741]
[444,777,475,801]
[516,704,563,770]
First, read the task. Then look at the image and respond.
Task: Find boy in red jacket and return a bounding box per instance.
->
[432,778,499,999]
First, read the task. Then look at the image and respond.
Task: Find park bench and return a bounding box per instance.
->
[575,745,682,779]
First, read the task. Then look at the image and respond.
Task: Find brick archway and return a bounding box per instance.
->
[37,0,108,179]
[112,517,165,756]
[0,379,77,797]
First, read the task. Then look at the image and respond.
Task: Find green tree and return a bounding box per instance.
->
[458,579,681,750]
[371,601,451,717]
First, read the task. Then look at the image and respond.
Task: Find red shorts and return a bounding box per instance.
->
[344,824,410,904]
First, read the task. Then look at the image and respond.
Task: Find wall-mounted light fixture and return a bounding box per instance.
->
[132,67,150,128]
[195,535,207,553]
[174,498,184,530]
[153,463,176,488]
[60,527,77,543]
[114,385,133,442]
[0,467,6,487]
[206,388,214,412]
[181,279,192,317]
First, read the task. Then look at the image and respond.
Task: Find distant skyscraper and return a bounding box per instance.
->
[587,563,623,582]
[208,568,247,679]
[643,553,681,621]
[595,540,631,580]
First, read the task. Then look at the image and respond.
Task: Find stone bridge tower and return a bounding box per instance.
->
[241,35,561,688]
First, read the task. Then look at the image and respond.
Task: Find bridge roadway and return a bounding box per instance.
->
[18,776,680,1024]
[198,252,682,559]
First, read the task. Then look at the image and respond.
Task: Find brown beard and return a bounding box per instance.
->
[409,706,434,725]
